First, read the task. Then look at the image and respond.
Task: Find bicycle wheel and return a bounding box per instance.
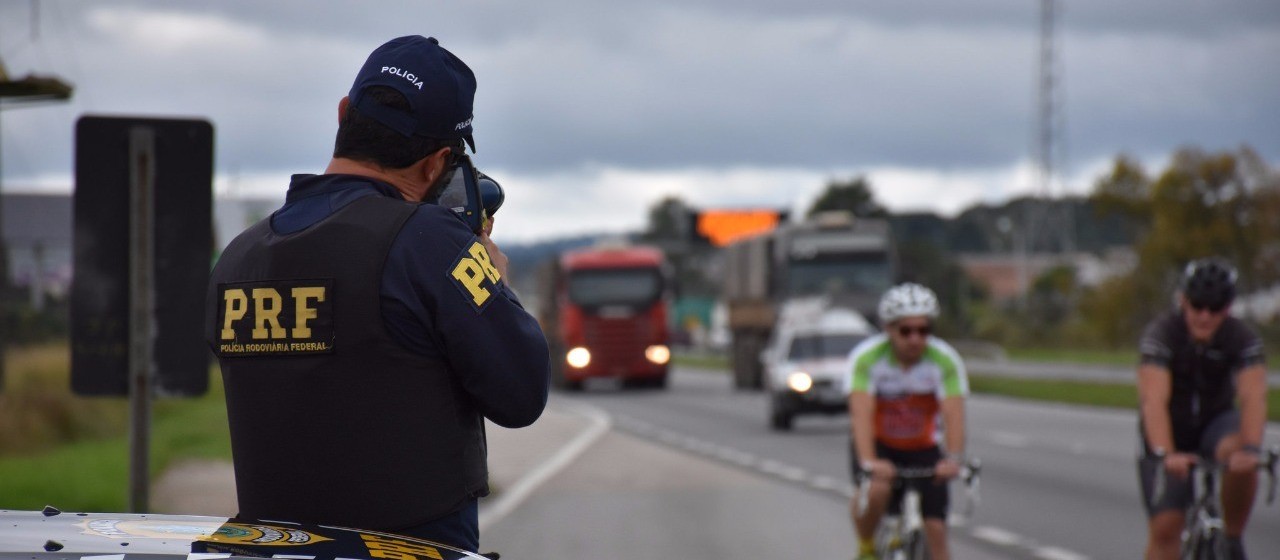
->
[903,531,929,560]
[1178,527,1199,560]
[1205,529,1230,560]
[873,518,901,559]
[1181,528,1225,560]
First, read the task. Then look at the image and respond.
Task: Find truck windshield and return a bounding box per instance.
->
[788,333,865,360]
[785,256,891,297]
[567,268,662,307]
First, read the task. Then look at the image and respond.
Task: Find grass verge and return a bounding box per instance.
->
[1005,346,1280,370]
[968,374,1280,422]
[672,351,729,371]
[0,377,231,512]
[671,349,1278,422]
[1,343,230,511]
[967,375,1137,409]
[1003,347,1135,366]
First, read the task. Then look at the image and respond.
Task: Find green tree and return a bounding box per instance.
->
[1091,156,1151,224]
[1084,146,1280,342]
[1026,265,1078,332]
[806,176,887,218]
[642,195,691,241]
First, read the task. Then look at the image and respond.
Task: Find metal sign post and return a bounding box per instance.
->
[72,115,213,513]
[127,127,156,513]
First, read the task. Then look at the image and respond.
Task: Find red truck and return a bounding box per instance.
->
[538,242,672,390]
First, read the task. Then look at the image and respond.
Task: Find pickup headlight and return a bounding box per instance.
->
[566,347,591,369]
[786,371,813,393]
[644,345,671,365]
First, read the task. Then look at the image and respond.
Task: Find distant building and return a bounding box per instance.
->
[1,193,72,309]
[213,196,281,254]
[956,249,1136,302]
[1,192,282,308]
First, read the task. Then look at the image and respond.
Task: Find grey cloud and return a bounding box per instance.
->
[1,0,1276,191]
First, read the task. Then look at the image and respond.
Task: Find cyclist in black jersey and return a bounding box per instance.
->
[1136,258,1268,560]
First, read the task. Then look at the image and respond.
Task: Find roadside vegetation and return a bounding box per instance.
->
[0,343,230,511]
[674,350,1280,422]
[2,311,1275,511]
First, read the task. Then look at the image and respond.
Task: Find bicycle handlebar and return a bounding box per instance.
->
[855,458,982,516]
[1151,446,1279,506]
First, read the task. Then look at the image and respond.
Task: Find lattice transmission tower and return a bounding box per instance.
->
[1018,0,1073,302]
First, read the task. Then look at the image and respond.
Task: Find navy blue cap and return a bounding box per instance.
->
[348,35,477,152]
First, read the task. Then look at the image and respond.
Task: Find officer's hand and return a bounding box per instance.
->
[1164,452,1197,479]
[479,231,510,281]
[935,456,961,482]
[1227,448,1260,475]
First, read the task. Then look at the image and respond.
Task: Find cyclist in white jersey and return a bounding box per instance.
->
[845,283,969,560]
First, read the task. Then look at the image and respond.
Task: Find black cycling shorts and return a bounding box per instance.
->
[1137,409,1240,516]
[851,440,949,520]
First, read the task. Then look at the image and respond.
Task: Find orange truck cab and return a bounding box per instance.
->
[541,243,671,390]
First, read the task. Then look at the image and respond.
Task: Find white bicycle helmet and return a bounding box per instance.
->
[878,283,940,324]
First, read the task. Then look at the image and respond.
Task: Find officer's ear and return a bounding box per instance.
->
[422,146,454,186]
[338,96,351,124]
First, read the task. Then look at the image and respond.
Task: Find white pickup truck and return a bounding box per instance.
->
[761,297,876,431]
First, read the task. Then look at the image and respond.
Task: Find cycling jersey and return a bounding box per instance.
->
[845,334,969,450]
[1138,309,1265,451]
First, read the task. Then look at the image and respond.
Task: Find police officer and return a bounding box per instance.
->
[206,35,550,552]
[1137,258,1267,560]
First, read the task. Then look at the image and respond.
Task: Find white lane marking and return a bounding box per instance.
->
[690,440,721,455]
[617,417,654,435]
[807,475,840,492]
[758,459,807,482]
[83,556,126,560]
[478,400,612,530]
[711,447,747,462]
[971,525,1024,546]
[1034,546,1091,560]
[679,435,704,451]
[990,431,1030,447]
[609,410,1100,560]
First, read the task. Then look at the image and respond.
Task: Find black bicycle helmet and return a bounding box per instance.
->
[1181,258,1237,310]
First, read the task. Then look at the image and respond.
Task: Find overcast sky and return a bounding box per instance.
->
[2,0,1277,242]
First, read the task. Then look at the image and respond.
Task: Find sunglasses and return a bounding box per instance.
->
[1188,301,1227,314]
[896,325,932,338]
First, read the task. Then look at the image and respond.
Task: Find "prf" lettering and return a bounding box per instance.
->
[220,286,327,340]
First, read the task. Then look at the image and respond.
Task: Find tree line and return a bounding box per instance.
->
[648,145,1279,350]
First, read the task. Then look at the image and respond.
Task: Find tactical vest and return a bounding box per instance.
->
[206,194,488,531]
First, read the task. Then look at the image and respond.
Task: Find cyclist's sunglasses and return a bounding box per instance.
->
[1187,299,1228,314]
[896,324,932,338]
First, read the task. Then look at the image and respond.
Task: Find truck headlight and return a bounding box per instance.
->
[644,345,671,365]
[786,371,813,393]
[566,347,591,369]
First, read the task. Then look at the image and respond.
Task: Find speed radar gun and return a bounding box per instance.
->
[427,152,505,234]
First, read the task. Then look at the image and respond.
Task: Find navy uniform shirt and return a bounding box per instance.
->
[270,173,550,430]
